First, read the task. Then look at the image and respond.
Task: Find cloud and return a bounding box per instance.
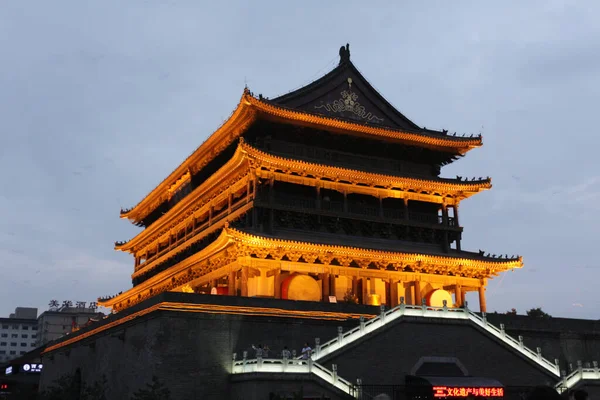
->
[0,1,599,319]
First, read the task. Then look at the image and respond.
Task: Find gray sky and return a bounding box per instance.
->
[1,1,598,319]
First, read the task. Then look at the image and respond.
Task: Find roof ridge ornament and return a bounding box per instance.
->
[339,43,350,64]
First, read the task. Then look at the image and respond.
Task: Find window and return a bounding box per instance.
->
[32,326,37,331]
[20,343,26,347]
[0,350,5,354]
[0,342,6,346]
[9,350,15,355]
[21,334,27,338]
[11,325,19,330]
[31,342,36,347]
[0,334,6,338]
[20,351,25,355]
[10,342,17,346]
[22,326,29,330]
[31,334,36,339]
[11,334,17,338]
[1,325,7,329]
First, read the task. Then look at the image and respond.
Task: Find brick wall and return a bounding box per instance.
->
[38,294,598,399]
[39,297,368,399]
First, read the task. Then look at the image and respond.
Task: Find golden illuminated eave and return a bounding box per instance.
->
[104,227,522,312]
[121,91,482,224]
[116,140,491,253]
[226,227,523,272]
[240,140,491,195]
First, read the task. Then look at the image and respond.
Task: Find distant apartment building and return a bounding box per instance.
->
[0,307,38,363]
[37,301,104,346]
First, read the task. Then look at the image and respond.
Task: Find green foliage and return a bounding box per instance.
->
[38,374,80,400]
[343,289,359,304]
[506,308,517,315]
[130,376,171,400]
[38,374,107,400]
[81,375,108,400]
[526,307,551,318]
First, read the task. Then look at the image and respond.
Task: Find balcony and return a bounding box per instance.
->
[258,194,457,229]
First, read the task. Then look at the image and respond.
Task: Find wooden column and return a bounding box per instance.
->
[329,275,336,300]
[361,277,368,305]
[403,198,409,220]
[269,178,275,233]
[228,271,236,296]
[210,279,217,290]
[228,192,233,214]
[321,272,330,301]
[454,204,460,226]
[454,204,462,251]
[379,196,384,217]
[414,281,422,305]
[384,279,391,307]
[441,204,449,252]
[274,269,281,299]
[478,286,487,313]
[316,186,321,210]
[246,178,251,204]
[352,276,358,298]
[389,278,398,307]
[455,284,463,307]
[241,266,249,297]
[343,192,348,213]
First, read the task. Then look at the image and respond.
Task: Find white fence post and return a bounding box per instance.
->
[359,315,365,333]
[332,363,338,384]
[337,326,343,344]
[315,338,321,358]
[232,353,237,372]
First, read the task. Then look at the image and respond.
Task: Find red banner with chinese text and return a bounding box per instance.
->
[433,386,504,398]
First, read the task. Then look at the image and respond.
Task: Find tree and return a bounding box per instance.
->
[39,373,108,400]
[38,374,80,400]
[81,375,108,400]
[131,376,171,400]
[526,307,551,318]
[506,308,517,315]
[343,289,359,304]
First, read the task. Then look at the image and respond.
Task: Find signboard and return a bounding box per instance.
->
[22,363,43,373]
[4,366,12,376]
[433,386,504,398]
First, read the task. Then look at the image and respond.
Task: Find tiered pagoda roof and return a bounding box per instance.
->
[120,46,482,226]
[104,44,520,313]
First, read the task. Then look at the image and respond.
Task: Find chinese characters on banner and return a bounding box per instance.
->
[48,300,98,311]
[433,386,504,398]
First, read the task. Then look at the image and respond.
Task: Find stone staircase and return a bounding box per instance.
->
[232,302,600,397]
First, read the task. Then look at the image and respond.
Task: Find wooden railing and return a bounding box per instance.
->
[264,194,456,228]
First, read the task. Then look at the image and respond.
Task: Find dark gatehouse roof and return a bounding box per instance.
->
[271,43,464,138]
